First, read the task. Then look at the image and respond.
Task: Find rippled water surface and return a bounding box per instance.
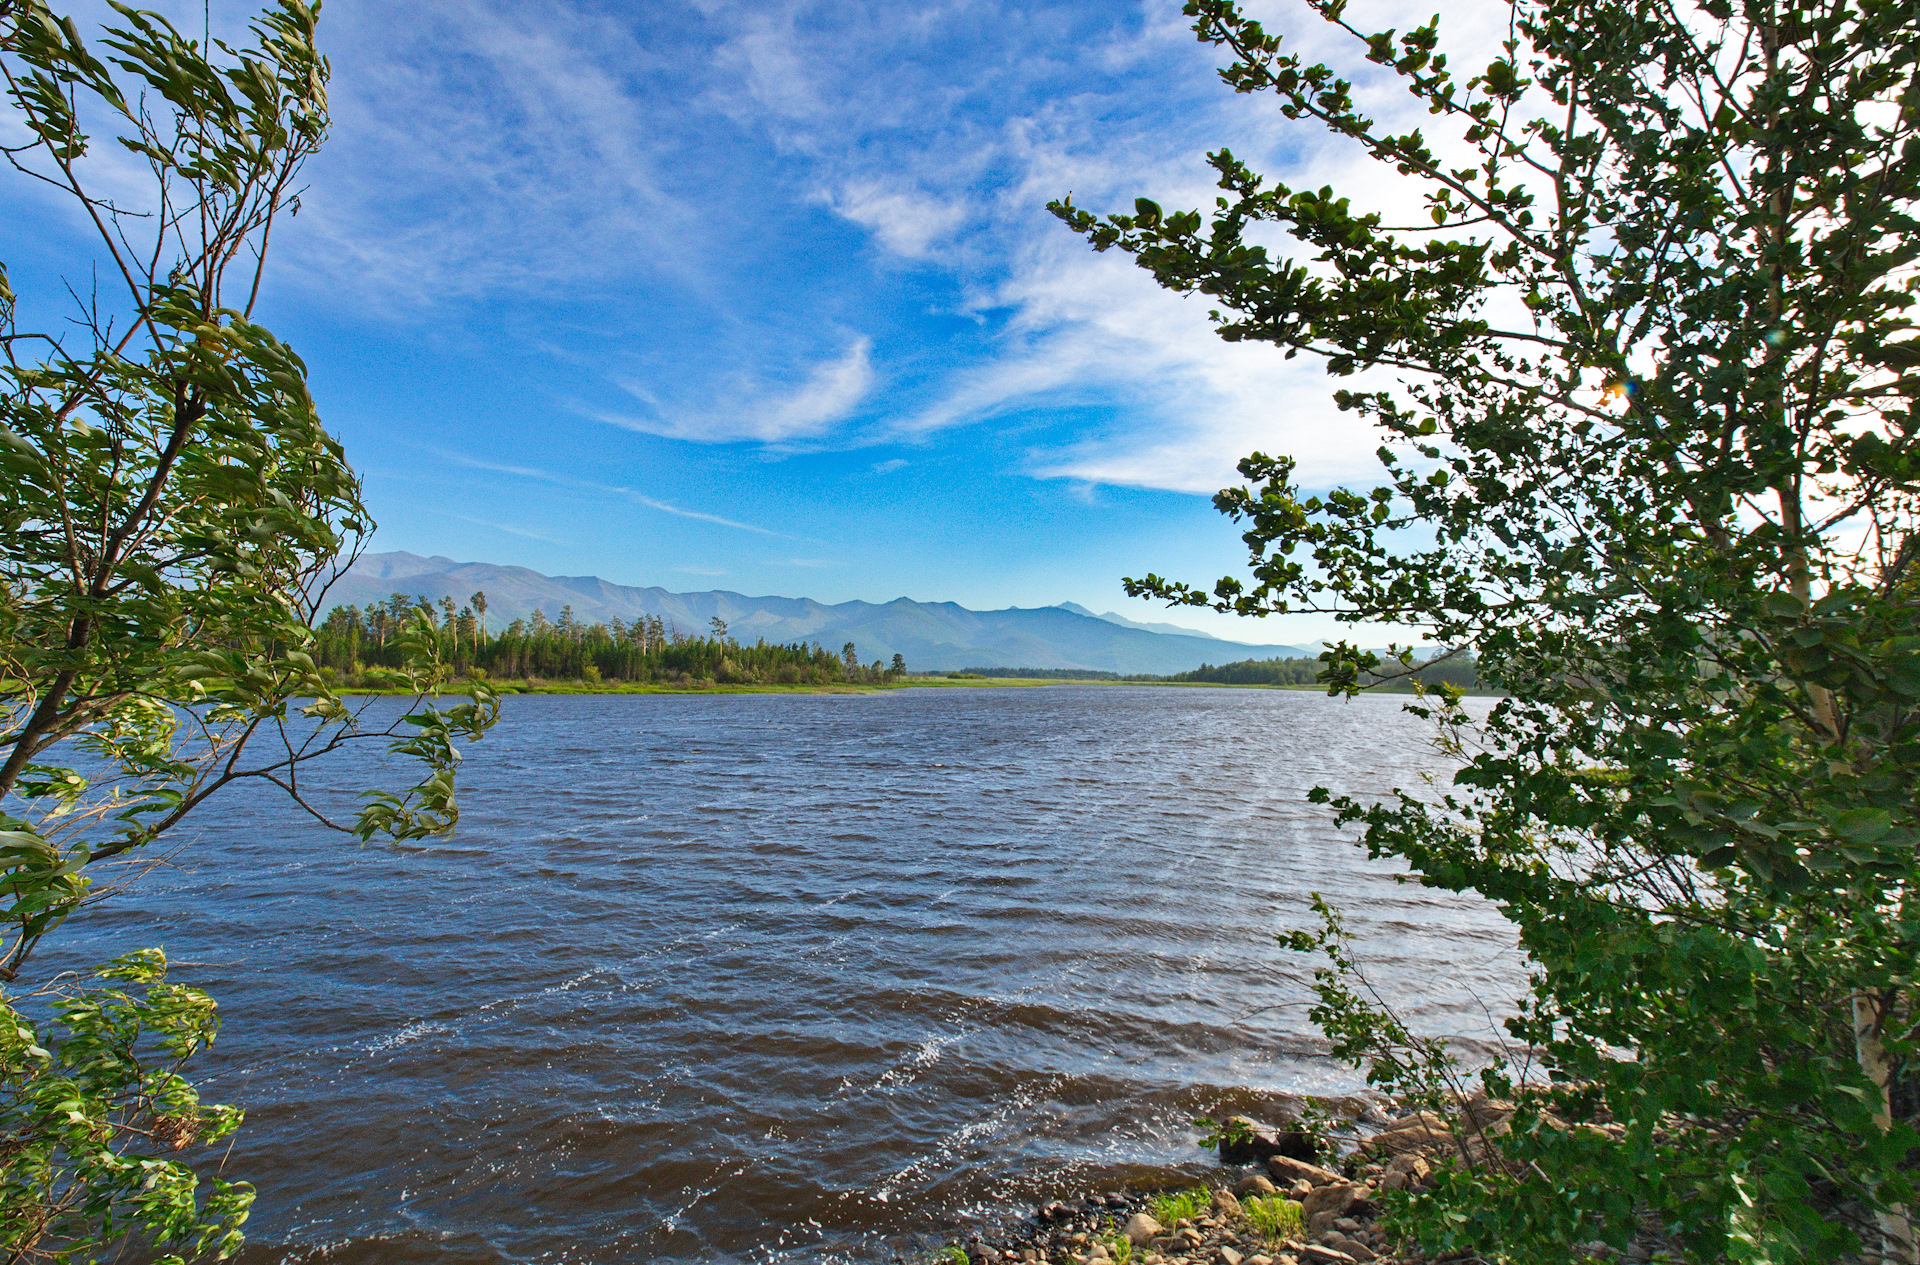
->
[52,685,1520,1263]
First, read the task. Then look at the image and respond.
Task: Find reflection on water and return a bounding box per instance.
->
[48,686,1518,1263]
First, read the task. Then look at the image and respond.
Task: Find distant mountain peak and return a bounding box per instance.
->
[323,552,1305,673]
[1054,601,1220,640]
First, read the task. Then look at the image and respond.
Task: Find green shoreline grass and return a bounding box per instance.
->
[332,676,1496,697]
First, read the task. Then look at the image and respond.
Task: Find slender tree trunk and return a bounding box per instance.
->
[1854,990,1914,1263]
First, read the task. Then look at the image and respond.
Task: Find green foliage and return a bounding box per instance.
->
[1171,657,1323,686]
[0,949,251,1263]
[1192,1115,1256,1155]
[0,0,496,975]
[1243,1195,1304,1243]
[314,600,901,687]
[0,0,496,1258]
[1148,1186,1210,1225]
[1173,652,1481,690]
[956,666,1124,680]
[1101,1231,1135,1264]
[1057,0,1920,1260]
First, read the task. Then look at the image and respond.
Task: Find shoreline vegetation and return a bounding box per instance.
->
[314,595,1492,696]
[936,1096,1621,1265]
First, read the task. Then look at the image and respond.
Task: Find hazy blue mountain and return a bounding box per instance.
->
[319,552,1312,675]
[1056,601,1221,639]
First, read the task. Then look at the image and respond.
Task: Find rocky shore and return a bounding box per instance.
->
[932,1105,1496,1265]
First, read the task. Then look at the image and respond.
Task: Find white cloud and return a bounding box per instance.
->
[272,0,1518,493]
[274,0,702,306]
[450,514,568,545]
[596,337,875,443]
[828,182,969,259]
[742,0,1519,492]
[433,450,789,536]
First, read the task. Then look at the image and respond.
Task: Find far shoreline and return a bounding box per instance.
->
[331,676,1488,697]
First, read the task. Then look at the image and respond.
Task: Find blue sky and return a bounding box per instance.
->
[14,0,1506,644]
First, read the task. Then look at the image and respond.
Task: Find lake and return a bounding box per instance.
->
[49,685,1519,1263]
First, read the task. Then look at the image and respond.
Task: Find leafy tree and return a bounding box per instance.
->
[469,590,488,644]
[0,0,497,1257]
[0,951,251,1264]
[1056,0,1920,1259]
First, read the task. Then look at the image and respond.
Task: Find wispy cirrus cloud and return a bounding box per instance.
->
[682,0,1512,490]
[281,0,1509,497]
[280,0,705,307]
[435,451,790,538]
[450,514,568,546]
[595,337,875,444]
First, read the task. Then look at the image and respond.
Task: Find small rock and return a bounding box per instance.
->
[1383,1153,1430,1189]
[1105,1192,1129,1209]
[1298,1247,1357,1265]
[1087,1243,1111,1262]
[1234,1174,1278,1198]
[1247,1258,1274,1265]
[1266,1156,1342,1187]
[1358,1112,1451,1158]
[1218,1249,1244,1265]
[1301,1183,1366,1222]
[1212,1189,1243,1220]
[1332,1218,1360,1234]
[1217,1116,1323,1165]
[1460,1090,1515,1131]
[1287,1180,1313,1201]
[1041,1201,1074,1223]
[1125,1214,1165,1248]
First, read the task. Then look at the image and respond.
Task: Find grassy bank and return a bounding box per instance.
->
[331,674,1493,697]
[331,674,1063,696]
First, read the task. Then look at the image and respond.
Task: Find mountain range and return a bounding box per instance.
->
[316,552,1312,675]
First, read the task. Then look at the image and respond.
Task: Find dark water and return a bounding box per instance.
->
[50,686,1519,1263]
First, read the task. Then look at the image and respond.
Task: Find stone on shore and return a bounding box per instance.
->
[1217,1116,1322,1165]
[1357,1112,1451,1157]
[1124,1213,1164,1247]
[1266,1155,1341,1187]
[1234,1174,1278,1198]
[1211,1188,1243,1219]
[1301,1182,1367,1221]
[1322,1231,1376,1262]
[1376,1153,1431,1192]
[1298,1246,1358,1265]
[1303,1183,1370,1240]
